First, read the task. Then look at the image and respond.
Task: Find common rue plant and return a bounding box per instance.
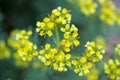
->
[36,7,105,76]
[5,7,106,76]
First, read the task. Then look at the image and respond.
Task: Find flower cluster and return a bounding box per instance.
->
[37,40,104,75]
[8,30,38,61]
[104,59,120,80]
[85,41,105,62]
[79,0,97,16]
[38,44,71,72]
[99,0,116,25]
[61,24,80,52]
[36,7,77,72]
[35,7,105,76]
[36,7,71,37]
[72,39,105,76]
[0,40,11,59]
[104,43,120,80]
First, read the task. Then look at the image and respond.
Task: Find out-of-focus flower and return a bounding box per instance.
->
[14,52,29,67]
[85,68,99,80]
[79,0,97,16]
[100,7,116,25]
[0,40,11,59]
[8,29,38,61]
[104,59,120,80]
[99,0,116,25]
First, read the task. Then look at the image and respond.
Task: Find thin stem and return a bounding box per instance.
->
[55,27,61,48]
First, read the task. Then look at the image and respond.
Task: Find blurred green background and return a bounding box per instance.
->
[0,0,120,80]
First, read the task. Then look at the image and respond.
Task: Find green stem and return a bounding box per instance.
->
[55,27,61,48]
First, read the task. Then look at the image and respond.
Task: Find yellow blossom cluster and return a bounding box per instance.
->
[38,44,71,72]
[72,40,105,76]
[104,43,120,80]
[36,7,71,37]
[61,24,80,52]
[35,7,78,72]
[85,41,105,62]
[8,29,38,61]
[99,0,116,25]
[35,7,105,76]
[79,0,97,16]
[0,40,11,59]
[37,40,104,75]
[104,59,120,80]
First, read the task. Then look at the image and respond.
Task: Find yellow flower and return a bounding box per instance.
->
[43,17,50,23]
[79,0,97,16]
[80,57,87,63]
[53,63,59,70]
[58,67,64,72]
[74,67,80,73]
[104,59,120,80]
[47,22,54,29]
[39,50,45,54]
[46,30,53,37]
[36,21,41,27]
[66,61,71,67]
[27,31,32,36]
[96,51,103,60]
[65,54,71,60]
[45,44,51,50]
[62,8,68,14]
[65,41,71,47]
[100,7,116,25]
[72,60,78,65]
[39,22,46,28]
[72,32,78,38]
[64,33,70,39]
[85,68,99,80]
[44,61,51,66]
[73,40,80,46]
[39,31,45,36]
